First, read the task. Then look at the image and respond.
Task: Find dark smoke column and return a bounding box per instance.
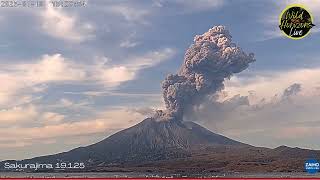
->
[161,25,255,121]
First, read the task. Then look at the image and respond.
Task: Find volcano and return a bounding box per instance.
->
[1,117,320,173]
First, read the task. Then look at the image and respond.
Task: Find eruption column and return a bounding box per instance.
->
[161,26,255,120]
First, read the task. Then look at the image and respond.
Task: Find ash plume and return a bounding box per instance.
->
[159,25,255,121]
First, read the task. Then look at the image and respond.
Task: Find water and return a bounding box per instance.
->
[0,172,320,178]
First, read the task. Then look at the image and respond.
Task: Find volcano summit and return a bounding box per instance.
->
[1,117,319,173]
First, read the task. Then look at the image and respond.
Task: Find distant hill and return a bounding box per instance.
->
[1,118,319,173]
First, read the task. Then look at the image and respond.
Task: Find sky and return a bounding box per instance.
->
[0,0,320,160]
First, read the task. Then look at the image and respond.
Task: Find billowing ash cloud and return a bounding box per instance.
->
[160,26,255,120]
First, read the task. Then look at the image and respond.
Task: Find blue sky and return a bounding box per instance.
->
[0,0,320,160]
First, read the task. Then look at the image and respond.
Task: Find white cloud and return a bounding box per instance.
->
[0,107,146,148]
[0,54,86,107]
[0,105,37,125]
[99,66,136,86]
[173,0,224,12]
[65,91,161,98]
[109,5,150,24]
[125,48,175,70]
[0,74,22,105]
[17,54,86,83]
[59,98,74,107]
[41,5,94,42]
[120,32,140,48]
[41,112,65,125]
[47,98,92,111]
[95,48,175,87]
[0,104,65,128]
[118,30,139,49]
[224,68,320,101]
[0,48,174,107]
[152,0,224,13]
[120,40,139,48]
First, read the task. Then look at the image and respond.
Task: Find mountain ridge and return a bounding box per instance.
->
[1,118,319,173]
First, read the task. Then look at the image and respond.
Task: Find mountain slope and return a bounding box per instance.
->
[17,118,246,164]
[1,118,319,173]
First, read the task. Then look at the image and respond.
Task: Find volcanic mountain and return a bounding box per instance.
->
[1,117,320,173]
[2,118,246,165]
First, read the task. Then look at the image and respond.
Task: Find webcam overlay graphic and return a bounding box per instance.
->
[279,4,315,39]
